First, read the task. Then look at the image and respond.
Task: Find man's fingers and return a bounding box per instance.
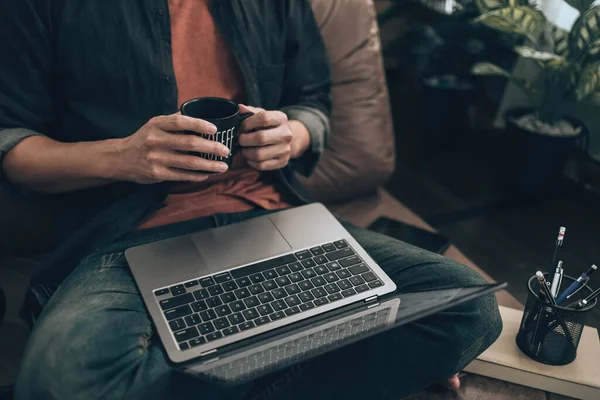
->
[247,157,289,171]
[238,125,292,147]
[151,114,218,135]
[150,131,231,157]
[240,109,287,132]
[156,151,229,174]
[163,168,212,183]
[241,143,290,162]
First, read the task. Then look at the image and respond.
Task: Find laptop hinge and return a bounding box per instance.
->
[200,349,218,357]
[364,295,378,304]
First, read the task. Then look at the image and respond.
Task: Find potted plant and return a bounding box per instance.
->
[470,0,600,194]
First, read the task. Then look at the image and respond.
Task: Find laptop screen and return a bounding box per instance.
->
[181,283,506,385]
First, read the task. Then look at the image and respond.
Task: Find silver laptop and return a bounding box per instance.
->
[125,203,397,364]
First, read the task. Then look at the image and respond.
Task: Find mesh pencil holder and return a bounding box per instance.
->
[516,274,597,365]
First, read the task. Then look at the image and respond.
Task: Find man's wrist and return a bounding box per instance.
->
[92,138,124,181]
[289,120,311,159]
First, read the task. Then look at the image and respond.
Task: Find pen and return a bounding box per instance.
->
[583,287,600,304]
[550,227,566,272]
[556,264,597,304]
[550,261,563,298]
[536,271,574,343]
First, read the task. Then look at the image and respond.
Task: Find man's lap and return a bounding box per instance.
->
[15,211,501,400]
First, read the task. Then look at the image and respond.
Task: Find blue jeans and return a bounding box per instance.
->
[16,210,502,400]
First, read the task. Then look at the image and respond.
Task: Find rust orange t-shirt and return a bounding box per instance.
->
[138,0,291,230]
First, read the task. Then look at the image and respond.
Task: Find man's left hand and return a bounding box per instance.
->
[238,105,311,171]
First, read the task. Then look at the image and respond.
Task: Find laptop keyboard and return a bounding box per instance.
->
[154,240,385,351]
[206,306,392,381]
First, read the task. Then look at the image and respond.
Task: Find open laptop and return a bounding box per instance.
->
[125,203,397,364]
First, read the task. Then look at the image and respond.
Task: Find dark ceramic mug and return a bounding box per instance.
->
[180,97,253,170]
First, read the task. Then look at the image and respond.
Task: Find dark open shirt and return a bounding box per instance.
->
[0,0,331,279]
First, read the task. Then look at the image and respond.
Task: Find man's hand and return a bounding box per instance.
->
[113,113,231,184]
[238,105,311,171]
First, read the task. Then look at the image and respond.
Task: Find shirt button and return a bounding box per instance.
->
[158,8,165,16]
[165,76,173,83]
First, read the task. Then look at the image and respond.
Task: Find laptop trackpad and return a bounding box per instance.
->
[191,218,292,273]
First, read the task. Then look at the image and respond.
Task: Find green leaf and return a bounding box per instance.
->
[515,45,561,61]
[564,0,595,14]
[576,62,600,100]
[471,62,537,99]
[475,0,508,13]
[474,7,546,44]
[568,6,600,60]
[550,25,570,57]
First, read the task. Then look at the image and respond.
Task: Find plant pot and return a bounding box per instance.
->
[496,108,586,196]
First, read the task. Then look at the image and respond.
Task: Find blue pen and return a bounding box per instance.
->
[556,264,597,304]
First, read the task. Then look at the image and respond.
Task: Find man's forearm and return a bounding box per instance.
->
[3,136,120,193]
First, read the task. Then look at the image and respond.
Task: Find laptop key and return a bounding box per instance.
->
[324,273,339,283]
[239,321,255,331]
[206,331,224,341]
[341,289,357,297]
[184,280,199,288]
[165,305,193,320]
[234,288,251,299]
[228,313,245,325]
[295,250,311,260]
[249,284,264,295]
[355,284,369,293]
[314,297,330,306]
[220,293,237,304]
[263,270,278,280]
[311,287,328,298]
[254,316,271,326]
[298,292,315,303]
[236,277,252,287]
[184,314,202,326]
[170,285,186,296]
[310,246,325,256]
[338,280,353,290]
[288,273,303,283]
[231,254,297,279]
[214,272,233,284]
[337,270,351,279]
[242,308,259,320]
[275,276,291,287]
[299,302,315,311]
[326,261,341,271]
[155,288,170,296]
[223,326,240,336]
[314,265,328,275]
[313,255,328,265]
[322,243,337,252]
[301,269,317,279]
[206,297,222,308]
[362,272,377,282]
[349,276,365,286]
[349,264,369,275]
[198,322,215,335]
[285,284,301,296]
[230,300,246,313]
[311,276,326,287]
[334,240,349,249]
[325,283,340,294]
[193,289,210,300]
[179,342,190,350]
[284,306,300,316]
[258,292,275,304]
[213,317,230,330]
[200,309,217,322]
[215,305,232,317]
[328,293,343,302]
[262,280,277,291]
[275,266,291,276]
[169,318,186,332]
[284,295,301,307]
[288,262,303,272]
[271,300,287,311]
[222,281,238,292]
[271,288,287,299]
[208,285,224,296]
[250,273,265,284]
[257,304,274,316]
[270,311,286,320]
[326,248,354,262]
[339,256,361,268]
[189,337,207,347]
[174,327,199,342]
[159,293,194,310]
[369,280,383,288]
[200,277,215,287]
[301,259,317,269]
[298,280,314,291]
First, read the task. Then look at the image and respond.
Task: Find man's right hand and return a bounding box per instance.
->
[114,113,231,184]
